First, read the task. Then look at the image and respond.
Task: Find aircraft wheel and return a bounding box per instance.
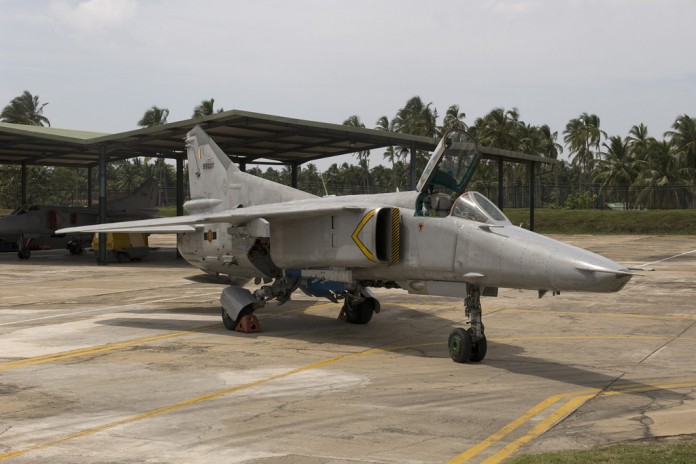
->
[448,327,472,363]
[343,298,374,324]
[18,249,31,260]
[221,307,235,331]
[68,242,83,255]
[468,332,487,363]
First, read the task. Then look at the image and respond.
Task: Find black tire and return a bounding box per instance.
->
[67,242,83,255]
[469,334,487,363]
[343,298,374,324]
[18,249,30,260]
[221,307,236,331]
[448,327,472,363]
[116,252,128,263]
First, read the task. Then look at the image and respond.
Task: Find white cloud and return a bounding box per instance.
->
[49,0,137,33]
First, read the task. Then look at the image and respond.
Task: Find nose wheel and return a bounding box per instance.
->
[449,285,487,363]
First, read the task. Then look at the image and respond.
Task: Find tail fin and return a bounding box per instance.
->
[184,126,316,214]
[107,178,159,218]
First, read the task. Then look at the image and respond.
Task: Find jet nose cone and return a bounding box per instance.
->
[503,226,633,293]
[571,259,633,292]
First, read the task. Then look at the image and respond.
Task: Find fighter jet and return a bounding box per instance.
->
[57,127,633,363]
[1,178,158,259]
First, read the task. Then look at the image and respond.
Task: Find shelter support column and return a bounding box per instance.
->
[21,162,27,205]
[291,164,298,189]
[497,159,504,210]
[176,153,184,218]
[176,153,184,259]
[529,161,536,232]
[87,167,93,207]
[409,142,417,190]
[98,145,107,265]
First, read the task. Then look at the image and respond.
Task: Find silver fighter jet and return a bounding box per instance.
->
[57,127,633,363]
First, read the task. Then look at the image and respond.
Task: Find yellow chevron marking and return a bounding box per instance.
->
[351,209,377,262]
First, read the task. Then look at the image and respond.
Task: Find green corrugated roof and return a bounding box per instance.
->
[0,122,109,141]
[0,109,558,168]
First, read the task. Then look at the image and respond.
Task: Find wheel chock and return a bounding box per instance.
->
[235,314,262,333]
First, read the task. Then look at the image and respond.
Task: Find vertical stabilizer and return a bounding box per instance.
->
[107,178,159,217]
[184,126,317,214]
[185,126,236,213]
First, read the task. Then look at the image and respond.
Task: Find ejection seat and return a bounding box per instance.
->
[428,193,454,217]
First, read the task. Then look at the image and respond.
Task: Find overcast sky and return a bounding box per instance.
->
[2,0,695,166]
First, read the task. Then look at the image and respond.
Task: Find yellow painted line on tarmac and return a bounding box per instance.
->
[301,302,339,313]
[0,345,388,461]
[448,377,696,464]
[480,394,594,464]
[0,301,341,373]
[0,324,220,373]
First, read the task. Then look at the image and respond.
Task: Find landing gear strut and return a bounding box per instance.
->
[220,274,301,333]
[448,285,487,363]
[17,236,31,260]
[338,286,379,324]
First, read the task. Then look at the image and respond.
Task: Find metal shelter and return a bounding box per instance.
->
[1,110,559,261]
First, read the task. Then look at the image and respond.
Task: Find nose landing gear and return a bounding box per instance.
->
[448,285,487,363]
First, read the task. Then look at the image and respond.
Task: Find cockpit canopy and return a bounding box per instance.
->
[414,129,511,225]
[417,129,479,196]
[416,129,480,217]
[451,191,511,225]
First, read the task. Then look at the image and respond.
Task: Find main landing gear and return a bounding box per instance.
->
[219,277,380,333]
[448,285,487,363]
[17,236,31,260]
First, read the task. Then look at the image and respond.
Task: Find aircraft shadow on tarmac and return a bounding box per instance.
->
[97,301,687,401]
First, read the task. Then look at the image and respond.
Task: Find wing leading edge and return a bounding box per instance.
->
[55,200,368,235]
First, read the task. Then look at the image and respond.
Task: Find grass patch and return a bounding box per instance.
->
[157,206,179,217]
[508,438,696,464]
[505,209,696,235]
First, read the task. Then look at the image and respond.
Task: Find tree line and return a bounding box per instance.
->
[1,91,695,209]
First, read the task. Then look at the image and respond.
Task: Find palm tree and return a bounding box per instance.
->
[439,104,467,135]
[393,96,438,137]
[375,115,398,189]
[343,115,370,192]
[137,106,169,127]
[594,136,635,208]
[137,106,170,205]
[473,107,522,150]
[627,123,653,161]
[472,108,525,205]
[665,114,696,171]
[563,112,606,187]
[1,90,50,126]
[632,139,687,208]
[192,98,223,118]
[393,96,438,177]
[538,124,563,160]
